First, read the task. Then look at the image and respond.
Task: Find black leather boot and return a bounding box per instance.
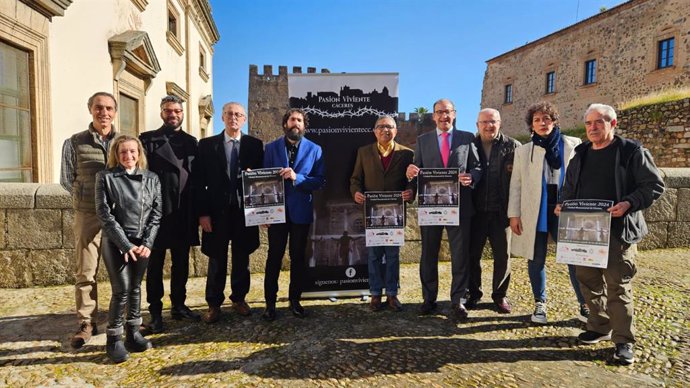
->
[125,323,152,352]
[106,335,130,363]
[147,311,164,334]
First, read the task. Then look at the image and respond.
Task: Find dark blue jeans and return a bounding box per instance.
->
[367,246,400,296]
[528,212,584,304]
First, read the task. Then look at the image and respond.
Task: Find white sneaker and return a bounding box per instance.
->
[531,301,547,324]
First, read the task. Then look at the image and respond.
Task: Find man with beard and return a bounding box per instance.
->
[139,95,200,333]
[194,102,264,323]
[406,98,482,319]
[61,92,118,348]
[262,108,325,321]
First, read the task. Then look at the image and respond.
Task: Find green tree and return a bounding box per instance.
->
[413,106,429,134]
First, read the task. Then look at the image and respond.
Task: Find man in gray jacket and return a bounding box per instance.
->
[60,92,118,348]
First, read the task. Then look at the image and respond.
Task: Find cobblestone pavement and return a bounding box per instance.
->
[1,248,688,387]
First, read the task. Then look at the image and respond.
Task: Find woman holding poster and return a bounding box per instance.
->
[507,102,587,325]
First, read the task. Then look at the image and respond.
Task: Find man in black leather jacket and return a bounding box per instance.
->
[468,108,520,313]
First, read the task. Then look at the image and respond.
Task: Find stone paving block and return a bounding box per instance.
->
[639,222,668,250]
[0,183,39,209]
[7,209,62,249]
[667,222,690,248]
[35,184,71,209]
[677,188,690,221]
[29,249,73,286]
[62,209,75,248]
[644,187,676,222]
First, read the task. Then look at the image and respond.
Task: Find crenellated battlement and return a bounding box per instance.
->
[249,64,331,79]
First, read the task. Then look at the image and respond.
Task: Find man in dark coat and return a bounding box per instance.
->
[140,95,200,333]
[194,102,264,323]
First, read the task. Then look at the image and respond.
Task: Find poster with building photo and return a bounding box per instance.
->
[417,168,460,226]
[364,192,405,247]
[242,168,285,226]
[556,199,614,268]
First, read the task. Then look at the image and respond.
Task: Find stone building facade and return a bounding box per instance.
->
[0,0,219,183]
[248,64,436,147]
[481,0,689,137]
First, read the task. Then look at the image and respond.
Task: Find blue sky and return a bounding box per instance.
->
[209,0,626,133]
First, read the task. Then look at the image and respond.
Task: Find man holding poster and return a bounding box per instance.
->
[194,102,264,323]
[558,104,664,365]
[406,99,482,319]
[350,115,414,312]
[262,108,325,321]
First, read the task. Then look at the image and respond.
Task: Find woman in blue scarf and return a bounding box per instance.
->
[507,102,587,324]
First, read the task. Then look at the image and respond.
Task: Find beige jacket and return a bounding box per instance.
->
[507,135,581,259]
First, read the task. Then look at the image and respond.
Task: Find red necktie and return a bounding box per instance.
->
[441,132,450,167]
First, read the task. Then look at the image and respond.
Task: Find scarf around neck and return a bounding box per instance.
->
[532,126,562,170]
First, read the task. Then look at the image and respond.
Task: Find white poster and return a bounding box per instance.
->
[417,168,460,226]
[365,192,405,247]
[556,199,614,269]
[242,168,285,226]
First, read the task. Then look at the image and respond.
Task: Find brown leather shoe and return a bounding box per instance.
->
[495,298,512,314]
[386,295,403,312]
[70,322,96,349]
[203,306,221,324]
[370,296,383,312]
[232,301,252,316]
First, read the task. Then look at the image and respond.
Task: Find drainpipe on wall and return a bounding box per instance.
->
[184,2,192,136]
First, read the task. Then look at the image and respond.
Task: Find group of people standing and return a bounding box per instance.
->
[61,92,663,366]
[61,93,324,363]
[352,98,663,366]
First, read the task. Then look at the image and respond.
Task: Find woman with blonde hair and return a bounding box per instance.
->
[95,135,162,363]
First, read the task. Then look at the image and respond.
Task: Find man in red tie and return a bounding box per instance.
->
[406,98,482,319]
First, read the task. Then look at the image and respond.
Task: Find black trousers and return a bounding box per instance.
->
[419,217,471,305]
[264,219,310,305]
[205,205,253,307]
[468,211,511,301]
[146,244,191,313]
[103,237,149,332]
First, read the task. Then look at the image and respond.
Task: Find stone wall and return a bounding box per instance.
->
[1,169,688,288]
[617,98,690,167]
[481,0,690,137]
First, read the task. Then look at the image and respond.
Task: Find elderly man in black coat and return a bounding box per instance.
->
[140,95,201,333]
